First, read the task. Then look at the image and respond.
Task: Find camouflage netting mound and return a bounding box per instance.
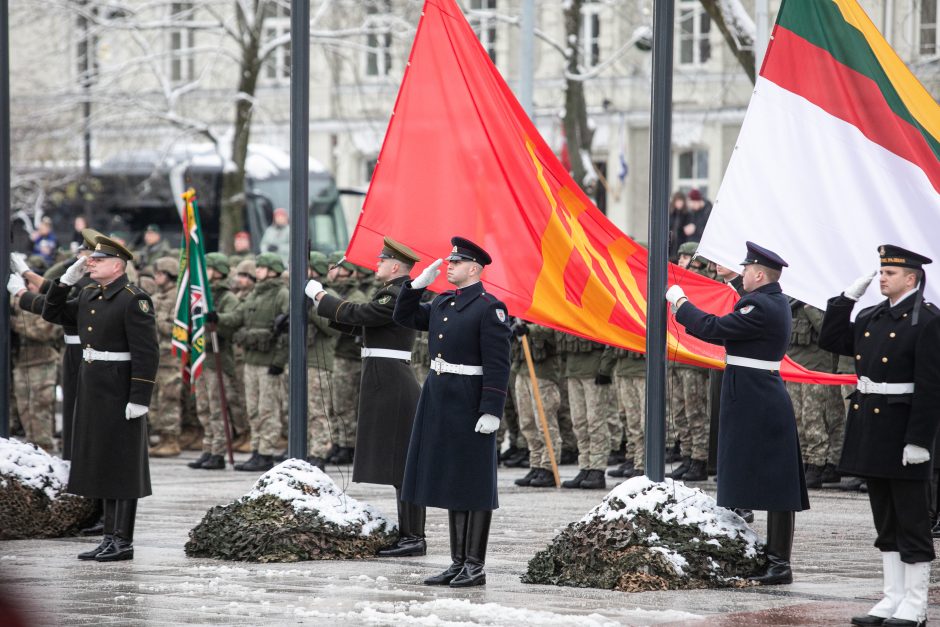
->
[185,459,396,562]
[523,477,765,591]
[0,437,99,539]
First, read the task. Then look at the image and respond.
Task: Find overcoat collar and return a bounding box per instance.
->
[98,274,129,300]
[454,280,485,311]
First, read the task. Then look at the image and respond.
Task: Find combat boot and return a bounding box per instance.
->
[820,462,841,484]
[187,452,211,469]
[324,444,341,463]
[804,463,823,489]
[236,453,274,472]
[562,469,589,489]
[499,444,519,463]
[607,448,626,466]
[305,456,326,471]
[234,433,253,453]
[669,456,691,479]
[580,469,607,490]
[502,448,530,468]
[529,468,557,488]
[665,439,682,463]
[682,459,708,482]
[234,450,259,471]
[179,426,203,451]
[331,446,354,465]
[607,460,634,477]
[149,434,181,458]
[514,468,539,487]
[200,455,225,470]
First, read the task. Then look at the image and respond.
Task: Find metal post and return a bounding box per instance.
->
[518,0,535,118]
[754,0,769,76]
[288,0,310,460]
[0,0,10,438]
[644,0,674,483]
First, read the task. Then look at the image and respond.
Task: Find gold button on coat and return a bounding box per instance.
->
[874,408,880,414]
[864,331,870,337]
[856,354,861,360]
[890,332,896,338]
[853,404,859,410]
[882,357,888,363]
[438,334,443,339]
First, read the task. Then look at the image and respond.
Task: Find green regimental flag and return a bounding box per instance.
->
[172,188,214,384]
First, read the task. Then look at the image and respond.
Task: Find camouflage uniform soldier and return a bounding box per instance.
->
[149,256,184,457]
[326,254,367,464]
[306,252,340,469]
[607,346,646,478]
[559,334,615,490]
[669,242,711,481]
[9,286,62,452]
[208,253,289,472]
[511,322,560,488]
[228,257,256,447]
[190,253,241,470]
[785,300,845,488]
[556,362,578,464]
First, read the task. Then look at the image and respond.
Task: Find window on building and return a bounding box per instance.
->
[922,1,938,56]
[262,4,291,84]
[676,148,708,198]
[75,2,99,85]
[170,3,195,83]
[678,1,711,66]
[470,0,498,63]
[580,0,601,68]
[365,1,393,77]
[365,157,378,182]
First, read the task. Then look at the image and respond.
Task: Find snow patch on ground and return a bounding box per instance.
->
[583,476,761,558]
[244,459,393,536]
[0,437,70,500]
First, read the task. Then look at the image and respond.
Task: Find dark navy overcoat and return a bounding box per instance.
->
[393,280,511,511]
[676,281,809,512]
[818,294,940,480]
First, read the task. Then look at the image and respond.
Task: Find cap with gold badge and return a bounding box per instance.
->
[878,245,932,269]
[79,228,105,251]
[377,236,421,265]
[90,235,135,262]
[446,236,492,266]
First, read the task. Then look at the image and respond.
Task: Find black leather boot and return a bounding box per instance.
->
[200,455,225,470]
[562,469,589,489]
[804,463,823,489]
[378,490,427,557]
[669,456,691,479]
[450,510,492,587]
[424,510,468,585]
[96,499,137,562]
[234,450,259,471]
[579,469,607,490]
[305,455,326,471]
[514,468,539,487]
[749,511,794,584]
[608,460,635,478]
[78,499,115,560]
[682,459,708,482]
[237,453,273,472]
[80,500,105,536]
[187,452,211,469]
[529,468,557,488]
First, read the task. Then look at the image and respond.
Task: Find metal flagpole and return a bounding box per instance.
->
[288,0,310,461]
[644,0,674,483]
[0,0,11,438]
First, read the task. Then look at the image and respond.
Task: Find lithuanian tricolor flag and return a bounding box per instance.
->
[345,0,851,384]
[698,0,940,312]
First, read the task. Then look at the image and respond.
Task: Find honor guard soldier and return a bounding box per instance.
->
[42,235,160,562]
[819,245,940,627]
[667,241,809,585]
[393,236,512,587]
[306,237,425,557]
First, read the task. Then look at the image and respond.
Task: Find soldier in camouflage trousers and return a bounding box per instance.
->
[785,300,845,488]
[10,287,62,452]
[510,321,561,488]
[606,346,646,478]
[305,252,341,469]
[209,253,290,472]
[190,253,241,470]
[325,254,367,464]
[228,258,256,447]
[149,257,184,457]
[559,334,616,490]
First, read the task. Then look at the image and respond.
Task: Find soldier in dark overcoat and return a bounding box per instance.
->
[819,245,940,627]
[667,241,809,586]
[306,237,425,557]
[42,235,159,562]
[393,237,512,588]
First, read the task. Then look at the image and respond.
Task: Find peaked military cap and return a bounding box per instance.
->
[79,227,105,251]
[878,245,932,269]
[205,252,230,276]
[446,236,492,266]
[740,241,788,271]
[378,236,421,265]
[90,235,135,262]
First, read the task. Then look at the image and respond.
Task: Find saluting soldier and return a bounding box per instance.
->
[667,241,809,586]
[306,237,425,556]
[819,245,940,627]
[42,235,159,562]
[394,237,512,588]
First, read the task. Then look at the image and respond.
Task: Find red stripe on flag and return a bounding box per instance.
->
[764,26,940,195]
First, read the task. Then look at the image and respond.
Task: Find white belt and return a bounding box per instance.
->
[725,355,781,371]
[857,376,914,395]
[361,347,412,361]
[82,348,131,362]
[64,335,80,345]
[430,357,483,376]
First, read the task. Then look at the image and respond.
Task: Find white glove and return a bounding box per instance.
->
[125,403,149,420]
[60,257,88,286]
[843,271,877,301]
[902,444,931,466]
[665,285,687,313]
[304,278,324,301]
[411,259,443,289]
[10,253,29,275]
[474,413,500,434]
[7,273,26,297]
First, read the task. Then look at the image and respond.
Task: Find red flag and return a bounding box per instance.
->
[345,0,851,386]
